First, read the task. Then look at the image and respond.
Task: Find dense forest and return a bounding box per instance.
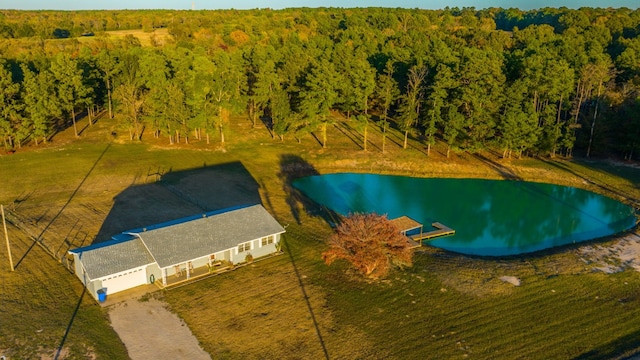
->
[0,7,639,159]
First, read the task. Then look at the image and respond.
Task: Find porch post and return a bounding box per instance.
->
[186,262,190,280]
[162,268,167,286]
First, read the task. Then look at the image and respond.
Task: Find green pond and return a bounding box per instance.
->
[292,173,637,256]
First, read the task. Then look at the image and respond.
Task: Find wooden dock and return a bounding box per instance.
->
[390,216,455,246]
[410,222,455,242]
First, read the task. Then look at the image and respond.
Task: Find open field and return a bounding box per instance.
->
[0,28,174,58]
[76,28,174,47]
[0,212,128,359]
[1,112,640,359]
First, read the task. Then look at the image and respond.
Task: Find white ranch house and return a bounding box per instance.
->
[69,204,285,301]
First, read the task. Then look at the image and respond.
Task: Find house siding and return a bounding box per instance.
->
[191,256,209,269]
[96,264,149,296]
[87,279,102,301]
[232,233,282,264]
[233,239,253,263]
[72,253,103,301]
[71,253,87,285]
[146,263,161,284]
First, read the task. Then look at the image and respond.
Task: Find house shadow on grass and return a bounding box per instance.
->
[93,161,261,244]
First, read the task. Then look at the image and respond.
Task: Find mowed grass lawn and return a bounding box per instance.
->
[1,113,640,359]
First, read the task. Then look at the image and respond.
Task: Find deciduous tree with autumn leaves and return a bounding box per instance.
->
[322,213,414,279]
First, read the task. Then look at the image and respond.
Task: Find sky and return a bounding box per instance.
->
[2,0,639,11]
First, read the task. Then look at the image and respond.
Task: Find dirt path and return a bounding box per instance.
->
[108,298,211,360]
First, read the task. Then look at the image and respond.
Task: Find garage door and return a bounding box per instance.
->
[101,267,147,294]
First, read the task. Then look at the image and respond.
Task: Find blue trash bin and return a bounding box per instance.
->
[97,289,106,302]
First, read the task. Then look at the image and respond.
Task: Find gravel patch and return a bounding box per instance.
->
[108,298,211,360]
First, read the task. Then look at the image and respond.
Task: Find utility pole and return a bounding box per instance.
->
[1,205,14,271]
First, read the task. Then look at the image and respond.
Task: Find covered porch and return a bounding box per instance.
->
[158,250,233,288]
[156,251,284,288]
[158,260,234,288]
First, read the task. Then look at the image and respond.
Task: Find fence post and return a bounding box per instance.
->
[1,205,14,271]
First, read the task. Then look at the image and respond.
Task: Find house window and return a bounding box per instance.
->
[238,242,252,252]
[261,235,274,246]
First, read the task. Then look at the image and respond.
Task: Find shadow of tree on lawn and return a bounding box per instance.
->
[277,154,341,227]
[573,328,640,360]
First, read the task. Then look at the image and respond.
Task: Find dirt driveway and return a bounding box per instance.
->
[108,298,211,360]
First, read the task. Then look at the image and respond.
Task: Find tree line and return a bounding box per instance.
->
[0,7,639,159]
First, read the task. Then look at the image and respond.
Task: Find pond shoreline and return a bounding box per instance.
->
[293,173,637,256]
